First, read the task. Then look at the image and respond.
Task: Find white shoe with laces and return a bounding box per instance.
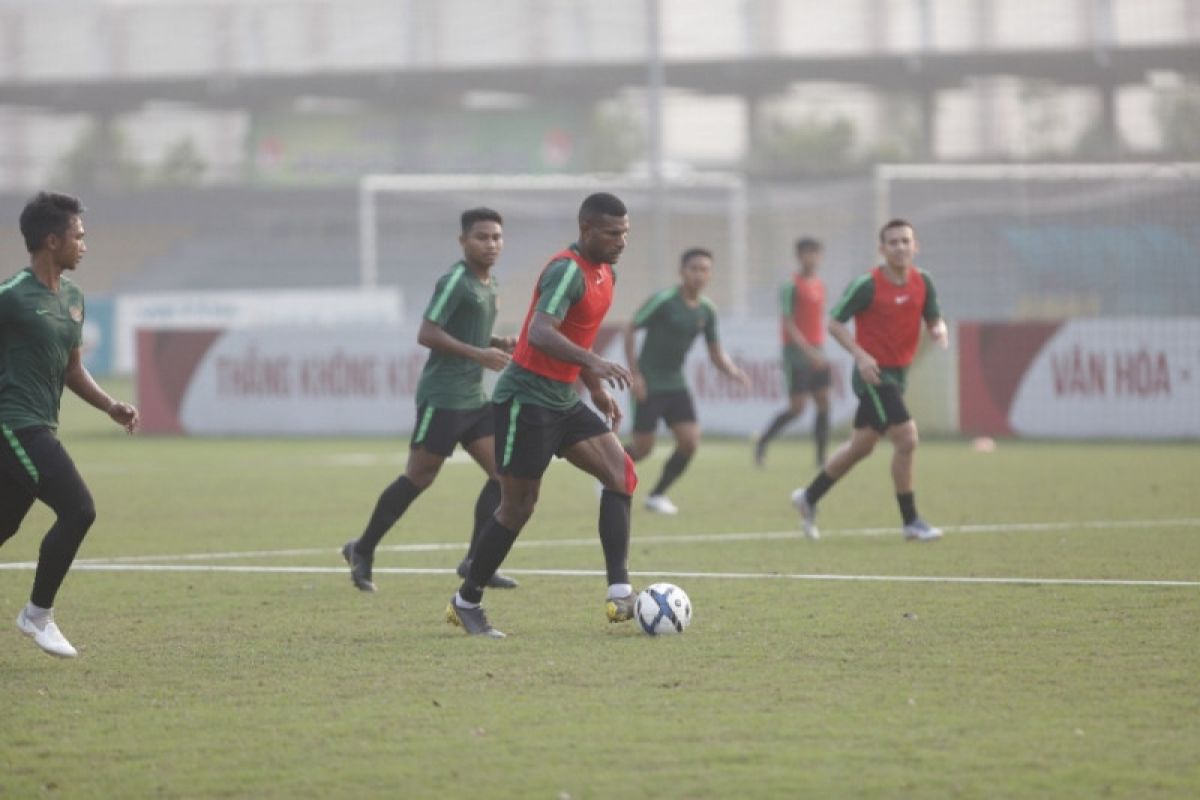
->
[16,607,78,658]
[644,494,679,515]
[790,488,820,540]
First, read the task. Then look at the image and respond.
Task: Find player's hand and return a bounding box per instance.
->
[630,373,648,402]
[477,347,512,371]
[108,401,140,434]
[496,336,517,353]
[929,320,949,350]
[585,357,631,391]
[591,389,623,431]
[855,354,881,386]
[806,350,828,370]
[732,366,752,388]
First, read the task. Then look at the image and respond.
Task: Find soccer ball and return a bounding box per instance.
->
[635,583,692,636]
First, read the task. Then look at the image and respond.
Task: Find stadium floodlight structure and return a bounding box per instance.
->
[358,172,750,316]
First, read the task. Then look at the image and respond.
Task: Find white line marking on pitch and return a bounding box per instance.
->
[1,563,1195,588]
[54,515,1200,566]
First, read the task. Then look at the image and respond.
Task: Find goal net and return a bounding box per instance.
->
[357,172,748,327]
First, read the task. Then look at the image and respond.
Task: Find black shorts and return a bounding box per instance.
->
[493,398,611,480]
[853,382,912,432]
[785,355,833,395]
[0,425,92,536]
[632,389,696,433]
[410,404,494,457]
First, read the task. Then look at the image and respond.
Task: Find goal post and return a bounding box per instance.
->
[358,172,750,317]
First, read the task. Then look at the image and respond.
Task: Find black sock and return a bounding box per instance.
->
[356,476,422,555]
[598,490,631,586]
[814,410,829,466]
[464,479,501,562]
[650,449,692,496]
[805,470,837,506]
[897,492,917,525]
[460,516,519,603]
[759,410,798,447]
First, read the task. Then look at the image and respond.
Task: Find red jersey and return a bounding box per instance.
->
[779,274,825,347]
[831,266,939,368]
[511,245,615,383]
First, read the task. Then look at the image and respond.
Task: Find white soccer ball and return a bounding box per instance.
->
[635,583,692,636]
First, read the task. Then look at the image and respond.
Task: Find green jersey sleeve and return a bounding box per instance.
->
[535,258,584,320]
[631,288,674,328]
[701,297,719,344]
[830,273,875,323]
[778,282,795,321]
[423,263,468,327]
[919,270,941,322]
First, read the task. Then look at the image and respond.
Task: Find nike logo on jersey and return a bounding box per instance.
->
[35,309,50,315]
[894,295,909,304]
[594,274,605,285]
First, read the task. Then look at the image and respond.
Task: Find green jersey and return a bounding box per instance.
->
[0,268,85,431]
[631,286,718,393]
[415,261,499,410]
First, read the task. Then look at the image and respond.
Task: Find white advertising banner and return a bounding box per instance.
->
[116,287,403,374]
[1008,318,1200,438]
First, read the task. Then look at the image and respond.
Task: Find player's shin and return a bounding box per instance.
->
[598,489,631,587]
[460,516,519,603]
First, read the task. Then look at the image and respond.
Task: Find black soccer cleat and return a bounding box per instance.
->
[341,539,376,592]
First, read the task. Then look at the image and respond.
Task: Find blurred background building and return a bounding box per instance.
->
[0,0,1196,352]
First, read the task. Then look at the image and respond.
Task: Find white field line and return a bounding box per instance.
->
[50,515,1200,567]
[0,563,1194,588]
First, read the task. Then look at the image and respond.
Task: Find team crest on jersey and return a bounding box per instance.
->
[69,305,83,322]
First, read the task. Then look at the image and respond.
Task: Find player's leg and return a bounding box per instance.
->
[790,396,882,539]
[623,392,659,462]
[886,415,940,542]
[561,418,638,622]
[0,463,36,550]
[14,429,94,657]
[459,431,517,589]
[755,360,806,466]
[645,391,699,514]
[343,406,450,592]
[811,365,833,467]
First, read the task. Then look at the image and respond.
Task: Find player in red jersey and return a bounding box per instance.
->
[755,237,832,468]
[791,219,948,542]
[446,193,635,637]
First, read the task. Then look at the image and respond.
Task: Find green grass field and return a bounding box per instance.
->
[2,382,1199,799]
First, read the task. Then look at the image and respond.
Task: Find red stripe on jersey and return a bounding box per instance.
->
[512,247,615,383]
[855,266,927,368]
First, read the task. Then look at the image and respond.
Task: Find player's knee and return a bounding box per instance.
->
[622,451,638,494]
[60,500,96,534]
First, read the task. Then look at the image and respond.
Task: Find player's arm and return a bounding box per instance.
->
[528,312,629,390]
[489,334,517,353]
[702,305,749,386]
[418,318,510,371]
[64,348,139,433]
[829,274,880,385]
[920,270,949,349]
[622,320,647,401]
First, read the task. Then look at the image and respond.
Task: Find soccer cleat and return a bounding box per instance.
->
[445,601,505,638]
[341,540,376,592]
[456,559,519,589]
[790,488,820,540]
[903,518,944,542]
[16,607,78,658]
[644,494,679,515]
[605,592,637,623]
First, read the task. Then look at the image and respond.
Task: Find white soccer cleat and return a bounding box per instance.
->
[903,518,943,542]
[790,488,820,540]
[644,494,679,515]
[16,607,78,658]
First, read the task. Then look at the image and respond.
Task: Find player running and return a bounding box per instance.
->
[342,208,518,592]
[790,219,948,542]
[446,193,635,637]
[623,247,749,515]
[1,192,140,658]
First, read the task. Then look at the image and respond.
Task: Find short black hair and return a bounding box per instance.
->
[578,192,627,224]
[461,207,502,234]
[680,247,712,266]
[879,218,915,242]
[20,191,84,253]
[794,237,822,254]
